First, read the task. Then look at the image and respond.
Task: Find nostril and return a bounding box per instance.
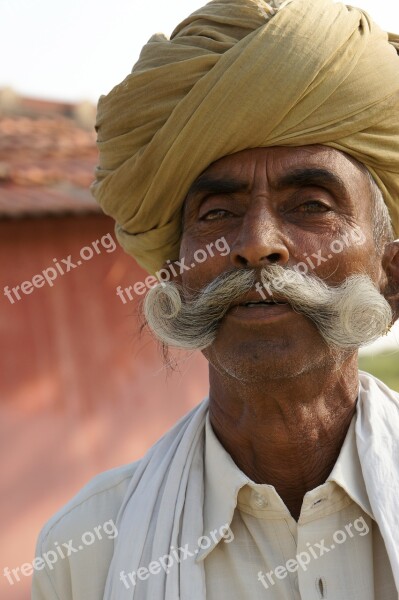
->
[235,255,248,267]
[267,253,281,263]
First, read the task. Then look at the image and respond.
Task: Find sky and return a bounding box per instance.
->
[0,0,398,103]
[1,0,398,354]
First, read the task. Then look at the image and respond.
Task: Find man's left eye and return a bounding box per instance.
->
[297,200,330,212]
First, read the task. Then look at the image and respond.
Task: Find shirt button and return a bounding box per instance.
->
[311,497,326,509]
[252,491,268,509]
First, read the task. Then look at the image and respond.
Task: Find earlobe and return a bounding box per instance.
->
[381,240,399,321]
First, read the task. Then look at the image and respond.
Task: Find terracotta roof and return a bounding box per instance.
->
[0,93,101,217]
[0,183,100,217]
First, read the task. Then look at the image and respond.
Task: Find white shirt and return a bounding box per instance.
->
[31,374,399,599]
[201,414,397,599]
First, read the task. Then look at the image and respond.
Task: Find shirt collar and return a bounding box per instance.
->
[198,404,374,561]
[327,409,374,520]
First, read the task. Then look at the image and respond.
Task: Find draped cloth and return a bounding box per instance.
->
[103,372,399,599]
[91,0,399,274]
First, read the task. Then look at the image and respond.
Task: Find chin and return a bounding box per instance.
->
[204,337,333,383]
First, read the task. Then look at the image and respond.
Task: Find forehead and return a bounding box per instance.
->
[196,145,364,182]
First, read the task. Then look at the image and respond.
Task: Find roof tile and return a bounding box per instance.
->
[0,94,100,217]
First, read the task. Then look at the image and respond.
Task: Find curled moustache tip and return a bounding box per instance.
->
[157,284,182,319]
[144,281,182,322]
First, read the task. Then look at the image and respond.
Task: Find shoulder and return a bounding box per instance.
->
[358,370,399,433]
[359,370,399,404]
[39,461,137,542]
[32,461,139,600]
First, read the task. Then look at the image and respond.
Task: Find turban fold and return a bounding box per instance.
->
[91,0,399,274]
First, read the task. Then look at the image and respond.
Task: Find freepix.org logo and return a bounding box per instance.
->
[255,227,366,300]
[116,236,230,303]
[3,519,118,586]
[119,523,234,589]
[257,516,370,590]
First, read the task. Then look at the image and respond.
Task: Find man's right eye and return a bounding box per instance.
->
[200,209,232,221]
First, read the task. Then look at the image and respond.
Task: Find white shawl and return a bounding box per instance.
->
[104,371,399,598]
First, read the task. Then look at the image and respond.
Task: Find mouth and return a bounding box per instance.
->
[239,299,288,308]
[231,291,289,308]
[226,295,292,323]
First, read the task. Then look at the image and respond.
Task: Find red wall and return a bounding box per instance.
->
[0,214,208,600]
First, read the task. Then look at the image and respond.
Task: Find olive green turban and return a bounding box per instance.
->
[92,0,399,274]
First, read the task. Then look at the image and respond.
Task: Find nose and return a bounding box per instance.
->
[230,205,290,268]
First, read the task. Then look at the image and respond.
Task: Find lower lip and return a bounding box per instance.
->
[227,303,293,322]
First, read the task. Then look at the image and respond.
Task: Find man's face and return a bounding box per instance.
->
[179,145,384,380]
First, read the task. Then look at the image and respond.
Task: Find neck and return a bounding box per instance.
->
[208,356,359,520]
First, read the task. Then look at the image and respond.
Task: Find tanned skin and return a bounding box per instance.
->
[170,145,399,520]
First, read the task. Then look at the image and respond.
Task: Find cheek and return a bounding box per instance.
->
[180,235,232,287]
[180,258,226,293]
[298,236,378,283]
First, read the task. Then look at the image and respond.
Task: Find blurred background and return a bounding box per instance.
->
[0,1,398,598]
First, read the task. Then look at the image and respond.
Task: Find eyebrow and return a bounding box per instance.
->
[186,174,250,198]
[274,168,347,195]
[186,168,347,198]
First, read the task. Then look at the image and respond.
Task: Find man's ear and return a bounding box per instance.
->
[381,240,399,321]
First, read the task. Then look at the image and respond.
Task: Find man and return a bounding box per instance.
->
[32,0,399,598]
